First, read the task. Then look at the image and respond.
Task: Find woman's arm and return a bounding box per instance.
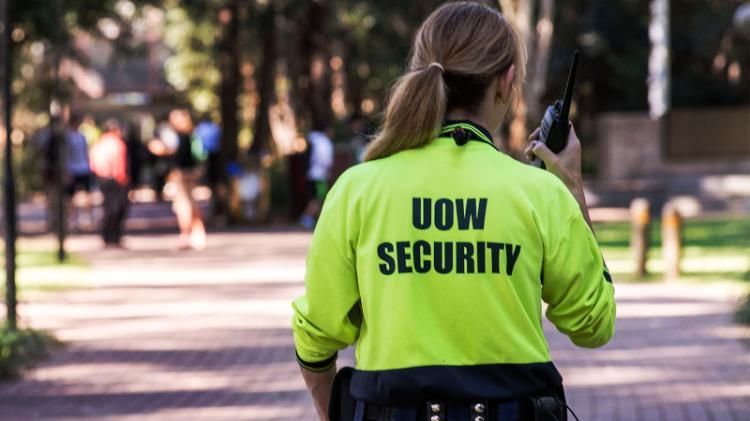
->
[526,124,615,348]
[292,176,361,421]
[300,365,337,421]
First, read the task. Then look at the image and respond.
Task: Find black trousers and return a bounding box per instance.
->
[99,178,129,245]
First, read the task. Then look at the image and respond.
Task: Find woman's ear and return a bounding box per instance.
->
[497,64,516,100]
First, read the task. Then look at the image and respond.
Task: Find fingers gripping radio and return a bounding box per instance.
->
[533,51,580,170]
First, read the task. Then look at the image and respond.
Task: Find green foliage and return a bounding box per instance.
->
[335,0,445,112]
[7,0,165,198]
[545,0,748,115]
[162,1,222,114]
[11,0,160,42]
[0,325,60,379]
[549,0,651,113]
[671,0,750,107]
[10,0,142,108]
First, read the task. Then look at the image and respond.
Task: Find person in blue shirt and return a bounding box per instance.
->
[193,118,223,218]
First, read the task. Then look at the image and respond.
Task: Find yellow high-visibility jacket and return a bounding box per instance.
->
[292,121,616,404]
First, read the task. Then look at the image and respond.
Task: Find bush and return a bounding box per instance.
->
[0,324,60,379]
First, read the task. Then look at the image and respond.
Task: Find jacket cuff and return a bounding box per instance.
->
[296,350,337,372]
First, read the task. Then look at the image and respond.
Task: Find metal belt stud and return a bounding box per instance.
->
[428,401,443,421]
[472,402,486,421]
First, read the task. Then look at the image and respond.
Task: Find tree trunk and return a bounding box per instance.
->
[500,0,534,157]
[289,9,310,130]
[250,2,277,221]
[310,1,333,130]
[2,0,18,330]
[500,0,533,48]
[250,3,276,158]
[499,0,556,158]
[293,0,333,131]
[344,38,363,120]
[527,0,555,123]
[217,0,240,222]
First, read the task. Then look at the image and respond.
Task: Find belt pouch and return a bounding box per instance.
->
[329,367,356,421]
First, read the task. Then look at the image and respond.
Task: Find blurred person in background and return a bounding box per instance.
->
[90,120,130,248]
[65,113,94,231]
[299,124,334,230]
[149,118,178,201]
[35,117,76,234]
[149,109,207,250]
[79,114,101,147]
[33,125,59,232]
[193,116,223,221]
[125,120,146,189]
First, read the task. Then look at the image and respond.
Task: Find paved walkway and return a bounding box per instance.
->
[0,231,748,420]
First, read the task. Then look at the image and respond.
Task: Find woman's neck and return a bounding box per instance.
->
[445,109,491,131]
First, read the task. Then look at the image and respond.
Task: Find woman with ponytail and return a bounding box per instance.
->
[292,2,615,420]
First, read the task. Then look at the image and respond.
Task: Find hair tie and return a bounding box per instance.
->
[427,62,444,73]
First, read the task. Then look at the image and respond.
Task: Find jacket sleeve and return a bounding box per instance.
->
[541,196,616,348]
[291,183,361,371]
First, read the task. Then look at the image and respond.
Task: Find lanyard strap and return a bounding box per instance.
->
[438,122,497,150]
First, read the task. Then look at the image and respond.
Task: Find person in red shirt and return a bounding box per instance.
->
[90,120,130,247]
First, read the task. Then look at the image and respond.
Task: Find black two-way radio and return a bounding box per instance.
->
[532,51,580,169]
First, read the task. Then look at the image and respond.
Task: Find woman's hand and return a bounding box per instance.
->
[524,124,583,192]
[525,124,593,229]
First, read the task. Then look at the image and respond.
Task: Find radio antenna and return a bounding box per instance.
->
[560,50,580,121]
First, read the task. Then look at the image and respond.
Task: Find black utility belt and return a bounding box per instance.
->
[361,396,567,421]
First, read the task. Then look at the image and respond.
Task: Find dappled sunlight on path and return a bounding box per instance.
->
[1,231,320,420]
[0,231,747,420]
[547,283,749,420]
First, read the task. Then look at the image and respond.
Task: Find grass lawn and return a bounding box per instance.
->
[0,217,746,293]
[594,216,750,283]
[0,249,90,299]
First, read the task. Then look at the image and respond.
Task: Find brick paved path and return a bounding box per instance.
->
[0,231,748,420]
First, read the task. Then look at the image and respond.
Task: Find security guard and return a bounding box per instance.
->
[292,2,616,420]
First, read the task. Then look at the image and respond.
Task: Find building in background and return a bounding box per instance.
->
[588,1,750,214]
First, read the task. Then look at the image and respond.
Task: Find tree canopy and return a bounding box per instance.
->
[6,0,749,175]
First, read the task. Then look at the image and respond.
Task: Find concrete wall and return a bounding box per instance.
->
[596,111,750,180]
[668,107,750,159]
[593,111,750,213]
[596,113,662,180]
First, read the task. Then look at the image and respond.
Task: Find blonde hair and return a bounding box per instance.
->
[364,1,527,161]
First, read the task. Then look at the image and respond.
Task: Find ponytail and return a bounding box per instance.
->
[364,65,446,161]
[362,2,526,162]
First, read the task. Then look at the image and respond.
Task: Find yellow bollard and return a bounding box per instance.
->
[661,201,682,282]
[630,198,650,278]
